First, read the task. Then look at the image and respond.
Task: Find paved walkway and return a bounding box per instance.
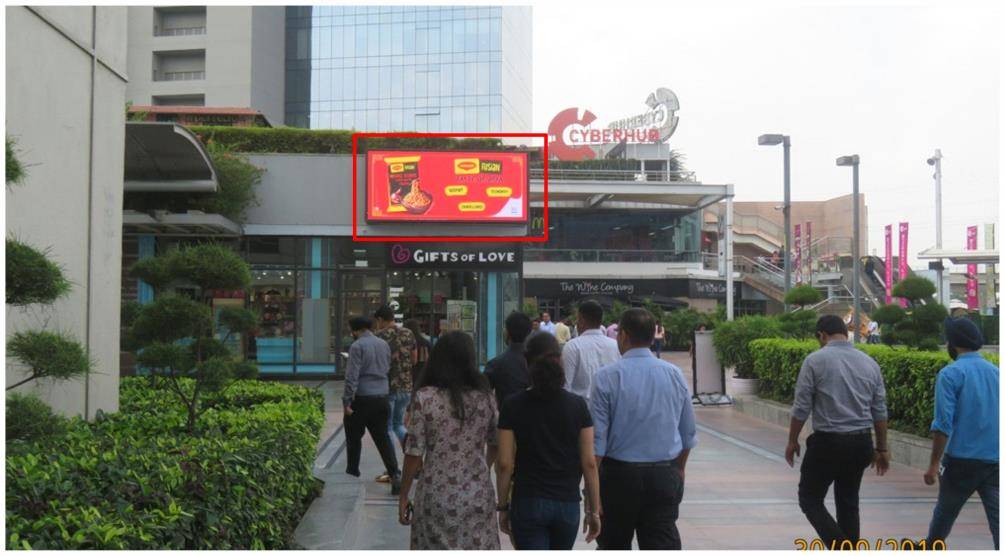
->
[289,352,995,550]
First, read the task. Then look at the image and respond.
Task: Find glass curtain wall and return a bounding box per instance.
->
[285,5,507,132]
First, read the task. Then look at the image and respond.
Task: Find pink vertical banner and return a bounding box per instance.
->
[967,225,979,309]
[806,221,812,283]
[898,222,909,307]
[794,224,802,284]
[884,225,893,305]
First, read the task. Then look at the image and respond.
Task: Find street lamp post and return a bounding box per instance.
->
[927,150,944,304]
[757,134,792,309]
[837,155,861,343]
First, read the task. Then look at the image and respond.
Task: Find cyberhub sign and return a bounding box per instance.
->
[547,87,680,161]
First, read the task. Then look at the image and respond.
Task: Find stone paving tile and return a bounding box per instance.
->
[287,362,997,551]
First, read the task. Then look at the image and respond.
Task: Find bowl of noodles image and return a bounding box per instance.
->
[401,179,433,215]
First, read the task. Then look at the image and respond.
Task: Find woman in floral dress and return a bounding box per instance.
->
[397,331,500,550]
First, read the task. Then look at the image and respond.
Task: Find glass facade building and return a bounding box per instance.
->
[285,5,532,132]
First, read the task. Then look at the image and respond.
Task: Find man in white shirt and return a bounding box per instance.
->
[539,311,557,336]
[563,300,621,401]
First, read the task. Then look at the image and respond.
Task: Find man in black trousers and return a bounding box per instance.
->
[786,314,890,547]
[590,308,698,549]
[343,316,402,495]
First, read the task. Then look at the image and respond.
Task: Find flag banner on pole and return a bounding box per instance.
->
[885,224,893,305]
[967,225,979,310]
[806,221,812,283]
[794,224,802,284]
[898,222,909,308]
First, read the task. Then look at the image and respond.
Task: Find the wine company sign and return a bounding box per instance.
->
[547,87,680,161]
[559,280,636,296]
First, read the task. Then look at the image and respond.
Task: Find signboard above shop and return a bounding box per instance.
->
[547,87,680,161]
[366,150,528,223]
[386,243,522,270]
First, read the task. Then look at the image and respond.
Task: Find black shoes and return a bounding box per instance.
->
[390,472,402,496]
[346,468,361,478]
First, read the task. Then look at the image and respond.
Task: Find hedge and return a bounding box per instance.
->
[187,125,505,154]
[6,378,324,549]
[750,339,1000,437]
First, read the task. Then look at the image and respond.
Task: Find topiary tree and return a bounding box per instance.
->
[127,243,259,432]
[892,276,936,307]
[784,284,823,308]
[777,309,818,339]
[6,139,92,396]
[872,276,947,350]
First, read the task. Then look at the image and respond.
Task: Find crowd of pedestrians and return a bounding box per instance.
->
[338,302,998,550]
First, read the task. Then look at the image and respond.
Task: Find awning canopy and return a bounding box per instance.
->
[530,179,731,212]
[917,247,1000,265]
[124,122,218,193]
[123,210,241,237]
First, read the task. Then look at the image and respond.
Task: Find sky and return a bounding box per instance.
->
[531,0,1000,269]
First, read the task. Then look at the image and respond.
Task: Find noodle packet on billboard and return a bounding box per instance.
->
[384,156,420,213]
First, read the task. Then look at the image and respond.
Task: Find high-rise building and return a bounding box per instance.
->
[284,6,532,132]
[125,7,286,126]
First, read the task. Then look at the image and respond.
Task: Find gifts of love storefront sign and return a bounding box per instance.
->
[366,150,528,223]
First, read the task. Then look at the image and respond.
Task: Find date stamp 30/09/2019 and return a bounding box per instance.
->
[794,538,946,551]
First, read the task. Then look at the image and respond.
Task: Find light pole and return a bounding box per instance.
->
[758,134,792,309]
[927,149,943,304]
[837,154,861,343]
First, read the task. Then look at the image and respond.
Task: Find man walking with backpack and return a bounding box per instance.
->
[374,305,416,485]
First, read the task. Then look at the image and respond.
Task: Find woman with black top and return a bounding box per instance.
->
[495,333,602,549]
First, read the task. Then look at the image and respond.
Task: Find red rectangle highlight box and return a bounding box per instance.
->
[352,132,548,243]
[367,150,527,223]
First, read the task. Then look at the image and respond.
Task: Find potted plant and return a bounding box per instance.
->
[712,316,782,396]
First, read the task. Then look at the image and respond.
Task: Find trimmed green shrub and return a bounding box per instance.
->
[6,378,324,549]
[6,393,67,446]
[664,307,719,351]
[713,316,783,378]
[783,284,823,308]
[6,331,92,392]
[750,338,1000,436]
[5,239,71,306]
[187,125,504,154]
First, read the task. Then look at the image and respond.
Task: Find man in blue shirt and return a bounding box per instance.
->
[590,308,697,550]
[919,318,999,549]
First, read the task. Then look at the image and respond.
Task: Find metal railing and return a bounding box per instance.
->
[530,167,697,182]
[156,26,206,36]
[523,249,700,263]
[155,70,205,82]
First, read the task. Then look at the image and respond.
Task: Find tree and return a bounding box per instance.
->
[871,276,947,350]
[6,138,92,393]
[127,243,259,432]
[783,284,823,308]
[892,276,936,306]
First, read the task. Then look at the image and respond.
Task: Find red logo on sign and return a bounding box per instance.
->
[458,161,477,171]
[548,107,598,162]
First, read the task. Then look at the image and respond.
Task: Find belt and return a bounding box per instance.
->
[603,458,677,468]
[815,428,871,436]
